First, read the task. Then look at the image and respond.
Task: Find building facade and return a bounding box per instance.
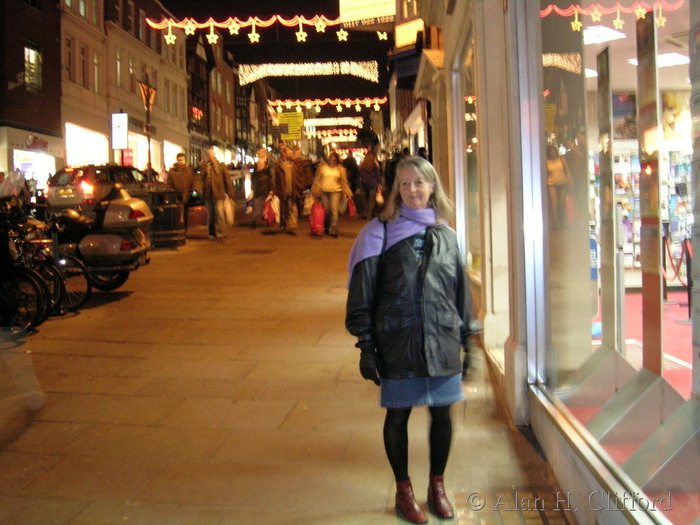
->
[0,0,63,188]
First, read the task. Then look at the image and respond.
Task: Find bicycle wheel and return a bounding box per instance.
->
[1,268,47,332]
[56,256,92,311]
[33,261,65,318]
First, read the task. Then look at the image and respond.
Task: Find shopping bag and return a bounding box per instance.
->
[310,201,325,236]
[302,191,315,216]
[262,195,279,226]
[216,196,235,227]
[347,198,357,217]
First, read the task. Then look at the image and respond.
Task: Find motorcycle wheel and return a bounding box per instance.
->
[56,256,92,311]
[90,270,130,291]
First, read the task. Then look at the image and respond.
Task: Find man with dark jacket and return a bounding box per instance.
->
[272,144,303,234]
[166,153,195,233]
[197,147,235,240]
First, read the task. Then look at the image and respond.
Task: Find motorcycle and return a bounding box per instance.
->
[55,183,153,291]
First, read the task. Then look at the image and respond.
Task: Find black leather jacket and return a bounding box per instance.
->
[345,225,471,379]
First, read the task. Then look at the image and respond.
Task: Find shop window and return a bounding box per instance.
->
[24,45,42,91]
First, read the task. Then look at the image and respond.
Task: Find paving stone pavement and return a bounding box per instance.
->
[0,214,572,524]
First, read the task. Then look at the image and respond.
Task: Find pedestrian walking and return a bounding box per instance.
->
[345,156,472,523]
[272,144,303,234]
[166,153,195,233]
[198,147,235,240]
[358,150,383,220]
[311,151,353,237]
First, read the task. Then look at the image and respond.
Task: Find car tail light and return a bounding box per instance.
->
[120,238,137,251]
[80,180,95,203]
[129,209,146,219]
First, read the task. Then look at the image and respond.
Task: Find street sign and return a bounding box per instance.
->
[111,113,128,150]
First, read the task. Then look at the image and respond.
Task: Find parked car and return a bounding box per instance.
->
[45,165,158,213]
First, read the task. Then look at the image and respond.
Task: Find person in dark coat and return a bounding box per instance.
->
[346,156,472,524]
[197,147,235,240]
[272,144,303,234]
[166,153,195,232]
[250,147,273,228]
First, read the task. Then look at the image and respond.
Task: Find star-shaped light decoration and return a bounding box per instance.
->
[336,103,343,112]
[315,104,321,112]
[249,24,260,43]
[657,6,667,27]
[355,104,362,111]
[377,31,388,40]
[285,101,293,109]
[591,7,602,22]
[613,9,624,30]
[315,20,326,32]
[296,29,308,42]
[206,23,219,45]
[276,106,283,113]
[337,29,348,41]
[228,22,240,35]
[571,13,582,31]
[183,19,197,36]
[635,5,647,19]
[373,103,380,111]
[164,24,176,45]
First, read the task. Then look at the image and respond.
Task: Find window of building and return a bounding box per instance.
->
[125,0,133,32]
[25,0,40,9]
[65,37,75,82]
[91,0,97,24]
[93,52,100,93]
[116,48,122,87]
[80,45,88,87]
[65,0,72,7]
[129,56,136,93]
[24,45,42,91]
[171,82,177,116]
[164,78,170,113]
[114,0,121,25]
[139,9,145,41]
[79,0,86,17]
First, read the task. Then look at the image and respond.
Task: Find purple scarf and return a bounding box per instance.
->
[347,205,443,285]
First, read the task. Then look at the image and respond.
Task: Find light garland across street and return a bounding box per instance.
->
[540,0,684,31]
[269,97,387,113]
[146,15,390,45]
[238,61,379,85]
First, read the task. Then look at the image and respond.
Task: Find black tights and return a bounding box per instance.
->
[383,405,453,482]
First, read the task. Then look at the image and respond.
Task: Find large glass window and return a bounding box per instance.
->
[24,45,42,91]
[539,3,693,521]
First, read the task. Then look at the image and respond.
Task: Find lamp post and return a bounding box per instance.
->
[138,72,157,181]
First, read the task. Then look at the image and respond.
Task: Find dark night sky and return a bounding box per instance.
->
[158,0,391,100]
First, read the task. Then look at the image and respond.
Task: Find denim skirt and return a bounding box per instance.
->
[380,374,463,408]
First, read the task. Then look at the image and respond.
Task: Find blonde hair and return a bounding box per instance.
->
[379,156,453,222]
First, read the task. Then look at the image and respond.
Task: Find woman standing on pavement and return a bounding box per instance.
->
[311,151,353,237]
[345,156,472,523]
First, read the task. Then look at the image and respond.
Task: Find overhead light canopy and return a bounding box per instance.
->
[627,52,690,68]
[583,25,626,45]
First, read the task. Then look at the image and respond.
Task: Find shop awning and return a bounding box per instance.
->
[414,49,444,98]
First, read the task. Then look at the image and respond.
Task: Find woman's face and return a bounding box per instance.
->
[398,167,433,209]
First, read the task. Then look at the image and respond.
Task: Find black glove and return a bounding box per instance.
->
[359,350,380,386]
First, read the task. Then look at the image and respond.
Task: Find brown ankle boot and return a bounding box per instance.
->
[395,479,428,524]
[428,474,454,519]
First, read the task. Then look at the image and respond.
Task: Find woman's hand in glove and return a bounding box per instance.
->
[359,351,380,385]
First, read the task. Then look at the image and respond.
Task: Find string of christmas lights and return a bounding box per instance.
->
[539,0,684,30]
[238,61,379,86]
[270,97,387,113]
[146,16,389,45]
